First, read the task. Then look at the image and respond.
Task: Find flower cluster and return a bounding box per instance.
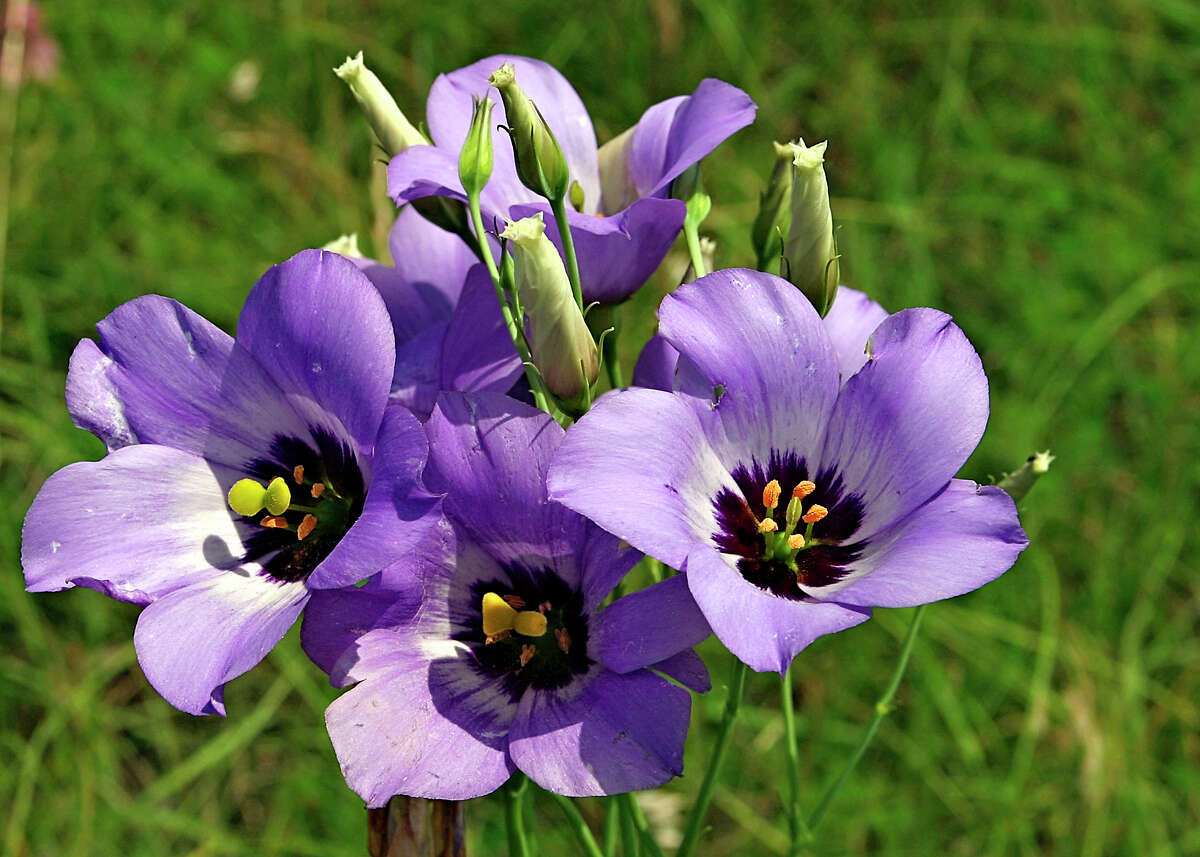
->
[22,53,1027,809]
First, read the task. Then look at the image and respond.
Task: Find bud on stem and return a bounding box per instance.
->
[781,139,838,315]
[752,142,796,271]
[997,451,1054,504]
[458,96,495,198]
[489,63,571,203]
[334,52,428,157]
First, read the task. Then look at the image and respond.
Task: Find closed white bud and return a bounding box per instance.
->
[781,139,838,315]
[334,52,427,156]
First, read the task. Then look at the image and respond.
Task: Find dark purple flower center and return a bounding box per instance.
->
[455,565,592,700]
[238,431,364,583]
[712,450,865,600]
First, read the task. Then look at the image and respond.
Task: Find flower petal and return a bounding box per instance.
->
[548,387,738,569]
[804,480,1028,607]
[592,573,710,674]
[822,286,888,383]
[509,668,691,796]
[650,649,711,693]
[133,570,308,715]
[237,250,396,455]
[820,309,990,539]
[510,197,686,305]
[631,334,678,391]
[656,269,840,469]
[301,576,422,683]
[628,79,756,199]
[685,546,870,673]
[438,265,524,399]
[387,204,478,316]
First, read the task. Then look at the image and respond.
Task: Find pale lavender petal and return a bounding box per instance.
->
[353,260,444,347]
[510,197,686,304]
[805,481,1027,607]
[631,334,678,391]
[438,266,523,398]
[64,297,310,468]
[308,406,441,590]
[509,668,691,796]
[389,322,447,419]
[387,204,478,315]
[820,309,990,539]
[237,250,395,454]
[387,144,510,223]
[685,546,871,673]
[628,79,756,199]
[657,269,840,469]
[548,387,739,569]
[651,649,711,693]
[592,573,710,674]
[822,286,888,383]
[133,570,308,715]
[22,444,246,605]
[301,576,421,683]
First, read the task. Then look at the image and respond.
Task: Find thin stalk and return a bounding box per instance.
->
[602,323,624,389]
[549,795,605,857]
[781,666,813,854]
[603,800,620,857]
[683,222,708,279]
[806,605,927,831]
[676,658,749,857]
[504,776,532,857]
[618,795,639,857]
[619,794,664,857]
[550,195,585,310]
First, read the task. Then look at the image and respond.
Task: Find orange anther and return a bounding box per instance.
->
[555,627,572,653]
[793,480,816,499]
[762,479,782,510]
[260,515,289,529]
[502,594,526,609]
[519,645,536,667]
[310,482,326,499]
[802,504,828,524]
[758,518,779,534]
[788,534,805,550]
[297,514,318,540]
[485,631,511,645]
[292,464,305,484]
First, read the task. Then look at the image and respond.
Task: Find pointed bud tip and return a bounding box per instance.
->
[321,233,362,257]
[488,62,516,89]
[788,138,828,170]
[499,212,546,245]
[333,51,365,81]
[1032,450,1055,474]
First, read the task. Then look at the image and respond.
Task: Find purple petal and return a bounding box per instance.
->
[426,55,600,214]
[631,334,678,391]
[820,309,990,539]
[510,197,686,305]
[650,649,711,693]
[390,322,448,419]
[657,269,840,468]
[301,578,420,683]
[805,481,1027,607]
[628,79,756,199]
[438,265,524,398]
[592,573,710,674]
[387,204,477,316]
[308,406,441,590]
[324,652,515,803]
[237,250,395,455]
[509,668,691,795]
[133,570,308,715]
[685,546,871,673]
[548,387,738,570]
[822,286,889,383]
[65,297,311,468]
[22,444,246,604]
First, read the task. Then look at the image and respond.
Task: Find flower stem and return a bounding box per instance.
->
[806,605,927,832]
[683,221,708,280]
[619,793,664,857]
[504,775,532,857]
[603,799,620,856]
[618,795,640,857]
[780,665,814,854]
[549,794,605,857]
[676,657,749,857]
[550,195,585,311]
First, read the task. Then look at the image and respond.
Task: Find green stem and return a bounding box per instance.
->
[468,194,554,415]
[806,605,927,831]
[603,800,620,857]
[619,794,664,857]
[781,666,813,854]
[676,658,749,857]
[550,195,585,311]
[618,795,640,857]
[602,323,624,389]
[549,794,605,857]
[683,221,708,279]
[504,776,531,857]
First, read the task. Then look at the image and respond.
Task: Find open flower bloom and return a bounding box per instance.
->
[387,54,756,304]
[343,206,523,418]
[303,392,711,801]
[549,270,1028,673]
[21,250,441,714]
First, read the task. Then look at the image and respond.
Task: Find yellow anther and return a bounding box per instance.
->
[310,482,326,499]
[793,480,816,499]
[264,476,292,516]
[514,611,548,637]
[519,644,536,667]
[788,534,805,550]
[260,515,289,529]
[762,480,782,510]
[482,592,518,636]
[758,518,779,534]
[297,514,318,541]
[802,504,828,524]
[555,627,572,653]
[293,464,305,484]
[227,478,268,516]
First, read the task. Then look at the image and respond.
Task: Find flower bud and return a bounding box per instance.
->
[781,139,839,315]
[321,233,362,257]
[751,142,795,271]
[334,52,428,157]
[489,63,571,202]
[500,213,599,400]
[458,96,495,198]
[997,450,1054,504]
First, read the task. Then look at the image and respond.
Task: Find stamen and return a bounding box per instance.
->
[310,483,326,500]
[758,519,779,534]
[485,631,511,645]
[292,464,305,484]
[555,627,571,653]
[519,644,536,667]
[538,601,551,613]
[514,611,548,637]
[762,479,782,511]
[502,594,526,609]
[297,514,318,540]
[228,478,267,516]
[801,504,828,524]
[264,477,292,516]
[788,534,805,550]
[260,515,290,529]
[482,592,518,636]
[793,480,816,499]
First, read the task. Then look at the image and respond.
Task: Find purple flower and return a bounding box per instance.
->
[344,206,523,418]
[549,270,1028,672]
[387,54,756,304]
[21,250,441,714]
[302,392,711,801]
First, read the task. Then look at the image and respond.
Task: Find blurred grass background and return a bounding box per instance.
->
[1,0,1197,855]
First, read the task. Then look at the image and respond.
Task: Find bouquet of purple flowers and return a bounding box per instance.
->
[21,51,1050,856]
